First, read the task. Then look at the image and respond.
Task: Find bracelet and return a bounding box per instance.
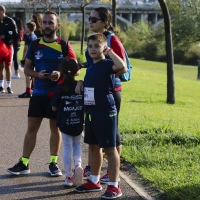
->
[106,48,113,56]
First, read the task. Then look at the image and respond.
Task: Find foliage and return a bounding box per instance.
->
[167,0,200,49]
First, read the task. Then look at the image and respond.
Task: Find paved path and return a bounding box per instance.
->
[0,69,145,200]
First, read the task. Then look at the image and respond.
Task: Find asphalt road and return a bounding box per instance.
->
[0,69,144,200]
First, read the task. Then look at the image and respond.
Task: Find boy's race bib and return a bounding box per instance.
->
[84,87,95,105]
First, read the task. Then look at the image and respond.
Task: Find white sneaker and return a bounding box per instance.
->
[64,176,74,186]
[73,165,83,186]
[12,73,20,79]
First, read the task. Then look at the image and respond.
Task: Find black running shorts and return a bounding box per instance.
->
[28,96,57,119]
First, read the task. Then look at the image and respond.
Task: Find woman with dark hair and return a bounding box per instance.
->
[31,13,43,38]
[12,17,24,79]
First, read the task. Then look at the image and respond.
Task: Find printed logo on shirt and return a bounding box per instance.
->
[8,31,13,35]
[35,51,43,60]
[65,101,71,105]
[58,54,64,59]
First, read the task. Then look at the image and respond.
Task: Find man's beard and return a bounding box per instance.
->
[42,28,56,38]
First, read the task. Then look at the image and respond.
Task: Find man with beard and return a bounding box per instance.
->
[7,11,77,176]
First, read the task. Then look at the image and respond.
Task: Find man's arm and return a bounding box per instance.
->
[24,58,50,80]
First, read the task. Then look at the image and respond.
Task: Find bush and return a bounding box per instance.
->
[76,52,86,63]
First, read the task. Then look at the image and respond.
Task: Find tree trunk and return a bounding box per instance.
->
[158,0,175,104]
[81,5,85,55]
[112,0,116,27]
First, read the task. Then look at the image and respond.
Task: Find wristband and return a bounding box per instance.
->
[106,48,113,56]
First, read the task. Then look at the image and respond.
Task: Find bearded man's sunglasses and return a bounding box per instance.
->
[88,16,102,23]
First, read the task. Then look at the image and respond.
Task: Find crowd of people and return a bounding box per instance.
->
[1,4,128,199]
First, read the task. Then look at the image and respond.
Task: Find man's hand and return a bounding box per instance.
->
[20,60,25,67]
[49,71,60,82]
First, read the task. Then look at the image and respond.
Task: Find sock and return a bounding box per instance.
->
[0,80,4,87]
[6,80,11,88]
[108,182,118,188]
[21,157,29,167]
[90,175,100,184]
[50,155,58,163]
[26,87,32,94]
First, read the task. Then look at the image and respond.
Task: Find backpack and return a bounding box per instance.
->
[107,33,132,82]
[31,37,68,66]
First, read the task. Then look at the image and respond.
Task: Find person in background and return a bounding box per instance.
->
[7,11,77,177]
[18,22,37,98]
[12,17,24,79]
[31,14,43,38]
[0,5,18,93]
[51,58,84,187]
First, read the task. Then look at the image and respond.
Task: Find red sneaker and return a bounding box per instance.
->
[101,185,122,199]
[64,176,74,186]
[74,180,102,192]
[100,172,109,183]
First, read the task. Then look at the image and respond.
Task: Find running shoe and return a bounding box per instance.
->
[48,162,62,176]
[74,180,102,192]
[7,159,30,175]
[12,73,20,79]
[18,92,31,98]
[100,172,120,184]
[101,185,122,199]
[74,165,83,186]
[0,86,5,93]
[64,176,74,186]
[7,87,13,94]
[83,165,91,179]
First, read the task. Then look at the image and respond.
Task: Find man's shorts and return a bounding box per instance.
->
[0,45,13,66]
[84,113,117,148]
[28,96,57,119]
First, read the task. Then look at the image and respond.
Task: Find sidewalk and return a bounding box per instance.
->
[0,69,152,200]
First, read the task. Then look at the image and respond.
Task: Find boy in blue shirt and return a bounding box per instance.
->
[18,22,37,98]
[74,33,127,199]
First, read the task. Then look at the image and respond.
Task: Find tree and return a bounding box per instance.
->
[167,0,200,49]
[158,0,175,104]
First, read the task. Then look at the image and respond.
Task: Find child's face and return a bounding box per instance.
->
[87,39,106,61]
[25,26,30,34]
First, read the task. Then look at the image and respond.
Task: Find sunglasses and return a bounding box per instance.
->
[88,16,102,23]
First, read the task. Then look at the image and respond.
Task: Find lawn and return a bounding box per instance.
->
[19,40,200,199]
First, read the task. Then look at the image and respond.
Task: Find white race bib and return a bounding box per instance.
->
[84,87,95,105]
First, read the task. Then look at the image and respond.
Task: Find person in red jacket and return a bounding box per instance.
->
[0,5,18,93]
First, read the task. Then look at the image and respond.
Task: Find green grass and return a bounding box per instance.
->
[19,41,200,199]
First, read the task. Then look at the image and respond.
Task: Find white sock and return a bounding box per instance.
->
[90,175,100,184]
[0,80,4,88]
[108,182,118,188]
[6,81,11,88]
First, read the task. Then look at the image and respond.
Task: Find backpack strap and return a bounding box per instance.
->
[60,38,68,56]
[106,33,115,48]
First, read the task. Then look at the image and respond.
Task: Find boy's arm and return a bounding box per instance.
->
[104,47,127,73]
[22,45,28,60]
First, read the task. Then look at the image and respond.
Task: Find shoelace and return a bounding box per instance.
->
[46,162,59,170]
[105,185,118,193]
[102,173,109,178]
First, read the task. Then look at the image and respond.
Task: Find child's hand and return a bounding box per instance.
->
[103,47,113,57]
[75,81,83,94]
